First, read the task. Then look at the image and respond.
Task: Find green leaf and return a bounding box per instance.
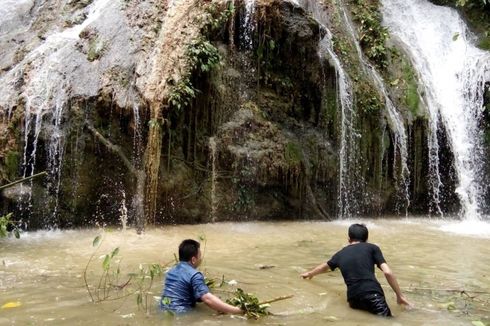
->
[102,254,111,271]
[92,235,101,247]
[471,322,485,326]
[269,40,275,50]
[453,32,460,41]
[111,247,120,258]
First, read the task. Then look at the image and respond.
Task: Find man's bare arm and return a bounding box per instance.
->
[379,263,412,306]
[201,292,243,314]
[301,262,331,279]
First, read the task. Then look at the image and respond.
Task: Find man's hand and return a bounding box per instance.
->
[201,292,244,314]
[300,263,330,279]
[396,294,412,307]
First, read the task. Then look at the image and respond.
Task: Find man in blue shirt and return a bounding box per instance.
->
[161,239,242,314]
[301,224,411,316]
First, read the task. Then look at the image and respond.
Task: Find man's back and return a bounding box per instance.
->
[161,262,209,313]
[327,242,386,301]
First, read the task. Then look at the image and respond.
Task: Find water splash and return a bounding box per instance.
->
[381,0,490,220]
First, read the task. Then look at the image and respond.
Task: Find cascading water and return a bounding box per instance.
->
[337,0,411,214]
[119,190,128,231]
[0,0,113,227]
[294,0,357,218]
[241,0,256,50]
[46,101,66,225]
[381,0,490,221]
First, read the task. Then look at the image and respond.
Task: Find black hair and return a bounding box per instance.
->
[178,239,200,262]
[348,223,368,242]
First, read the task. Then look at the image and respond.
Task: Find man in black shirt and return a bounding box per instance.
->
[300,223,411,316]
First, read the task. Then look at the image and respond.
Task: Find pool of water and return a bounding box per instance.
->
[1,218,489,325]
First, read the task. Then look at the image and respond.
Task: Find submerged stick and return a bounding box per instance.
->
[403,287,490,295]
[259,294,294,305]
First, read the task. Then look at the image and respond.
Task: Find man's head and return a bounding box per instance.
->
[179,239,202,267]
[348,223,368,243]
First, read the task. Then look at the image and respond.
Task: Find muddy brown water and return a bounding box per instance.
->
[1,219,489,325]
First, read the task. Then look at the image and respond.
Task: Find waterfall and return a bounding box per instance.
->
[119,190,128,231]
[337,0,411,213]
[46,101,66,225]
[321,32,357,218]
[295,0,357,218]
[382,0,490,220]
[241,0,256,50]
[0,0,112,226]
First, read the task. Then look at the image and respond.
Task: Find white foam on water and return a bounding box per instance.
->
[439,220,490,238]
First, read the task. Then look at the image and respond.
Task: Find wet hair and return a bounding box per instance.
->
[178,239,200,262]
[348,223,368,242]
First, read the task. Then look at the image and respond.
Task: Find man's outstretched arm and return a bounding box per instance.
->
[201,292,243,314]
[301,262,331,279]
[379,263,412,306]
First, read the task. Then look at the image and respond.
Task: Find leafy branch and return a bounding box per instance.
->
[226,288,294,319]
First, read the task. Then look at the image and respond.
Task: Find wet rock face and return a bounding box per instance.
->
[0,0,166,112]
[2,0,476,227]
[0,0,373,226]
[157,0,339,222]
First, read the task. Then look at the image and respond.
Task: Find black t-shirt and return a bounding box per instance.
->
[327,242,386,301]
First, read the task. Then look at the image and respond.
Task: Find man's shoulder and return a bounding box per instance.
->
[365,242,381,249]
[340,242,381,253]
[169,262,200,278]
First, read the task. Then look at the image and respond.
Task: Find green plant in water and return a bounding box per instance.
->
[83,235,166,313]
[0,213,20,239]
